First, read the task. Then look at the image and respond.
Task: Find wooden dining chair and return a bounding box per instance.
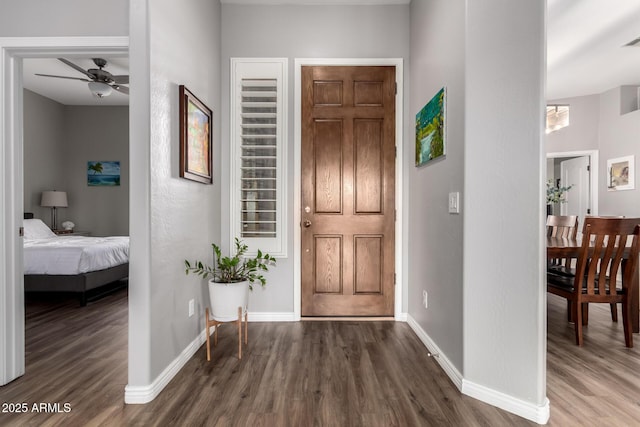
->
[547,215,579,278]
[547,217,640,347]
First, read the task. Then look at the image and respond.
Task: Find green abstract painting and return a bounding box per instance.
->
[415,87,446,166]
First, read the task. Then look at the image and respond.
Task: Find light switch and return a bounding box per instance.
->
[448,192,460,214]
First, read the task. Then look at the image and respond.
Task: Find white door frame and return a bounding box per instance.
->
[546,150,599,217]
[293,58,405,320]
[0,36,128,385]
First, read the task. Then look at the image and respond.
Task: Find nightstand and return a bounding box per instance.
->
[53,230,90,236]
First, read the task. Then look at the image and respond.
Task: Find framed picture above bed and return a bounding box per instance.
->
[179,85,213,184]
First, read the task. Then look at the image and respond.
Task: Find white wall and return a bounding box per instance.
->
[408,0,465,372]
[221,4,411,314]
[464,0,547,419]
[128,0,221,387]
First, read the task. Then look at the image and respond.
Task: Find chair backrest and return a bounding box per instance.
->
[546,215,579,239]
[574,217,640,297]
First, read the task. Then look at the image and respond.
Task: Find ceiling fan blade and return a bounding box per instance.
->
[35,73,91,82]
[112,75,129,84]
[58,58,95,79]
[112,85,129,95]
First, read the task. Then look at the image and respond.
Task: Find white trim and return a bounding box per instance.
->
[406,315,463,391]
[293,58,404,321]
[0,36,128,386]
[247,311,296,322]
[125,327,208,404]
[407,314,550,424]
[547,150,599,217]
[462,380,550,425]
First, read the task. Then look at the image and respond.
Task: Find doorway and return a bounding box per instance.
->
[0,37,129,385]
[293,58,404,320]
[300,65,396,317]
[546,150,599,225]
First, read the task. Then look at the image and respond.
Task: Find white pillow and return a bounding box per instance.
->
[23,218,56,239]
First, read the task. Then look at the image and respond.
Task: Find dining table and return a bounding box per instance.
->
[547,236,640,333]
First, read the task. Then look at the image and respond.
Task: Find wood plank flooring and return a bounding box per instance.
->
[0,289,638,426]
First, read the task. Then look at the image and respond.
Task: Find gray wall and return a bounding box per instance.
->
[23,90,66,222]
[221,3,411,313]
[408,0,465,372]
[547,88,640,216]
[64,106,129,236]
[23,90,129,236]
[129,0,222,385]
[0,0,128,37]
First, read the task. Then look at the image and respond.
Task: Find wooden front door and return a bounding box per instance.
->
[301,66,396,316]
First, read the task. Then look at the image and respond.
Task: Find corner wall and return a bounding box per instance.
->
[128,0,221,393]
[463,0,547,421]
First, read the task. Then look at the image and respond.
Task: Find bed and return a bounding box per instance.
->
[23,216,129,306]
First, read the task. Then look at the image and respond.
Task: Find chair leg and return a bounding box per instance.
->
[567,300,573,322]
[610,303,618,322]
[582,303,589,325]
[574,300,584,346]
[237,306,242,359]
[622,299,633,348]
[244,311,248,345]
[206,308,211,362]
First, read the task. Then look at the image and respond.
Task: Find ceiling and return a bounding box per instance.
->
[546,0,640,100]
[20,1,640,105]
[23,57,129,106]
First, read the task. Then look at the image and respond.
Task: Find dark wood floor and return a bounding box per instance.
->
[0,289,638,426]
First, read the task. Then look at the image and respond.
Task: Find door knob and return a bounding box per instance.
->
[303,220,312,228]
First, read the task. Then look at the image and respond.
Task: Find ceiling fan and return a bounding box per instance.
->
[35,58,129,98]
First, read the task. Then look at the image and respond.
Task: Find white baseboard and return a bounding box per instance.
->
[247,311,296,322]
[406,314,463,390]
[407,314,549,425]
[462,380,550,425]
[395,312,408,322]
[124,328,207,404]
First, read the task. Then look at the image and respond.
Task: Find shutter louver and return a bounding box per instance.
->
[240,79,277,238]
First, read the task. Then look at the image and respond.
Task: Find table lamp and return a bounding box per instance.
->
[41,190,68,230]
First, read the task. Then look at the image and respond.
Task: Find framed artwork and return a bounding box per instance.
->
[88,161,120,186]
[415,87,446,166]
[179,85,213,184]
[607,155,634,191]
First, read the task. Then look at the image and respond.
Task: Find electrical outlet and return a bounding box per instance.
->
[188,299,195,317]
[422,290,428,309]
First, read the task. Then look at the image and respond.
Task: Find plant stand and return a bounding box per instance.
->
[205,306,248,361]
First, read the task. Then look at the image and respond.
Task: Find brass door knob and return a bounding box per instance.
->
[303,220,312,228]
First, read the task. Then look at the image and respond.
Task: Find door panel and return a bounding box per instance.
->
[301,65,395,317]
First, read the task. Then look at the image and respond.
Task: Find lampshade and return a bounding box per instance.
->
[41,191,68,208]
[88,81,113,98]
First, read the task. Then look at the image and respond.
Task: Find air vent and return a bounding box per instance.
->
[623,36,640,47]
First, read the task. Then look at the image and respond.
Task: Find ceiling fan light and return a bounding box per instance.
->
[88,81,112,98]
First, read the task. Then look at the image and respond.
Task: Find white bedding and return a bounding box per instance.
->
[24,235,129,275]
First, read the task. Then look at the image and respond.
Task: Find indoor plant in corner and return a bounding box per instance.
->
[184,238,276,322]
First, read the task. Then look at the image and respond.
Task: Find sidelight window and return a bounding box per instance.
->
[230,58,288,257]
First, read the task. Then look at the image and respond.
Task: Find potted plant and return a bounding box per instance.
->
[184,238,276,322]
[546,180,573,215]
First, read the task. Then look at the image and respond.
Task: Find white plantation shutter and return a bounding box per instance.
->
[230,59,288,256]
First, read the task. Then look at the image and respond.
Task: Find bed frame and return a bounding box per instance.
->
[23,213,129,306]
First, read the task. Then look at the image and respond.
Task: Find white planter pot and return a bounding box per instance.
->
[207,279,249,322]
